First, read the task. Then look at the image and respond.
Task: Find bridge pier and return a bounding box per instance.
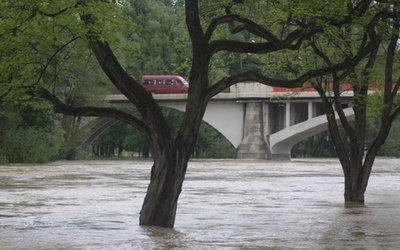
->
[237,102,270,159]
[271,153,291,161]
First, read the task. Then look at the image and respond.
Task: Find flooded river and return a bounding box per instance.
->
[1,158,400,249]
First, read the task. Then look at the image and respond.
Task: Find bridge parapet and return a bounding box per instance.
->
[230,81,274,93]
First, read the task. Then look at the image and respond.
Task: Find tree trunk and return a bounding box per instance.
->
[83,1,209,228]
[139,149,187,227]
[138,79,208,227]
[315,81,371,203]
[344,180,365,202]
[343,161,370,202]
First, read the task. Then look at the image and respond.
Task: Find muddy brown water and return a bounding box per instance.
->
[1,158,400,249]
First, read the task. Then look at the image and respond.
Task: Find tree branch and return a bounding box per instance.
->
[205,40,375,100]
[34,37,80,87]
[205,1,377,60]
[37,87,149,134]
[207,16,314,56]
[205,15,282,46]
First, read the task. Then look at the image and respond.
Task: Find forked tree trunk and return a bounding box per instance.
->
[344,179,366,202]
[332,114,372,203]
[138,99,208,227]
[342,162,371,202]
[138,99,206,227]
[315,82,373,204]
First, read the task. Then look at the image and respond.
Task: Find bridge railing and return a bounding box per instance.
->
[106,91,327,102]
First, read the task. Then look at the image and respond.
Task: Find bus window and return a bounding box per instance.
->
[156,80,164,85]
[165,79,174,85]
[177,79,188,86]
[143,80,154,85]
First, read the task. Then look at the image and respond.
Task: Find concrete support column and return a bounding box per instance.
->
[308,102,313,120]
[285,102,291,128]
[237,102,269,159]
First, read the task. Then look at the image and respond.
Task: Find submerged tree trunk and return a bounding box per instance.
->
[139,152,185,227]
[314,78,372,203]
[139,83,208,227]
[342,161,370,202]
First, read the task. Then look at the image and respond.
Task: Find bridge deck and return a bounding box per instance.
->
[106,91,353,103]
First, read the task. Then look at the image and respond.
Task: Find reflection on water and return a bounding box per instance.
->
[1,158,400,249]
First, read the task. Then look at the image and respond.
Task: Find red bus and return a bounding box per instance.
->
[141,75,189,94]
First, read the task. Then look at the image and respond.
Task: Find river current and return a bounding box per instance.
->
[1,158,400,249]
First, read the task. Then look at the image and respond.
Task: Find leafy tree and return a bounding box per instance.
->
[0,105,64,163]
[302,2,400,202]
[1,0,392,228]
[255,1,400,202]
[124,0,189,78]
[0,0,114,160]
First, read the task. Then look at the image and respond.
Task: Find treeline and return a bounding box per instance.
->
[0,106,235,164]
[0,106,63,163]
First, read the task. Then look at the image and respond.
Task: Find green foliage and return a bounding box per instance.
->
[0,0,123,104]
[0,0,122,163]
[3,126,64,163]
[0,105,64,163]
[198,0,269,82]
[377,122,400,157]
[366,91,400,157]
[195,122,236,158]
[123,0,190,78]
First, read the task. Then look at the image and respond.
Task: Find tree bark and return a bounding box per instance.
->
[343,160,370,202]
[139,152,185,227]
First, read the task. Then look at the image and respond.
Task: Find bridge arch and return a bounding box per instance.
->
[82,118,119,147]
[82,101,244,149]
[162,102,244,148]
[269,108,354,160]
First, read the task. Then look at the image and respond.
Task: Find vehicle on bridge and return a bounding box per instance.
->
[141,75,189,94]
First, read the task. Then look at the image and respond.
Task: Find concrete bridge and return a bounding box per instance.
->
[86,82,354,160]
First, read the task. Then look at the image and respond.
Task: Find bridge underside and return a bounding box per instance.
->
[83,118,119,148]
[85,92,353,160]
[236,101,353,161]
